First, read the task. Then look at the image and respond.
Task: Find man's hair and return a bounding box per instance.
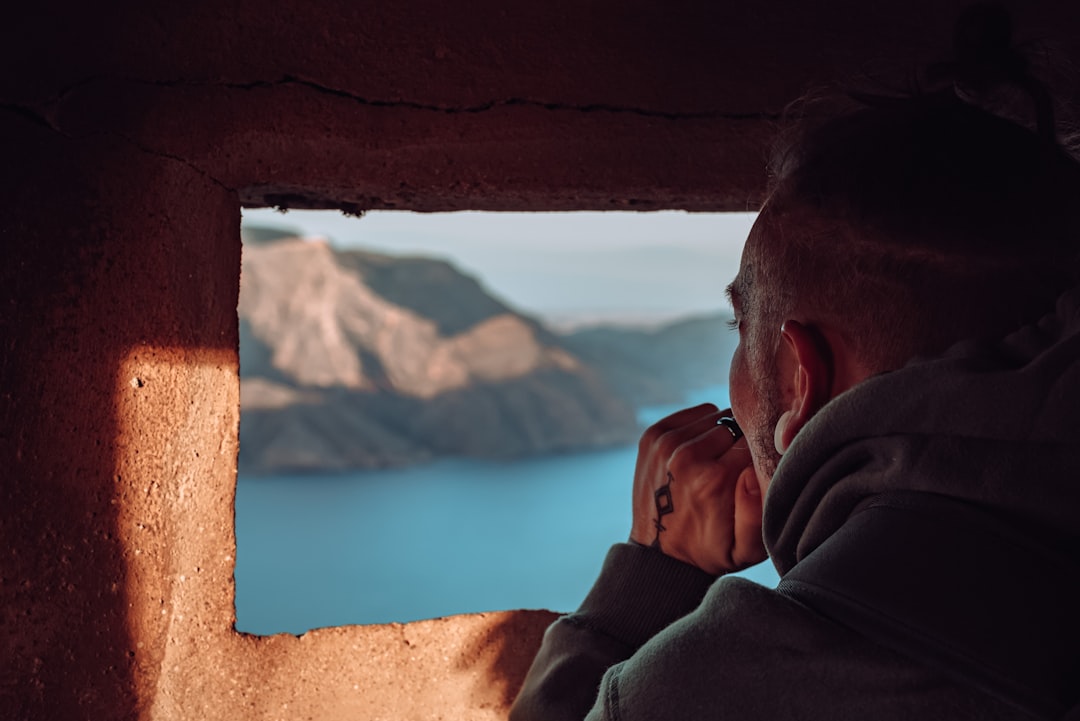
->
[756,6,1080,372]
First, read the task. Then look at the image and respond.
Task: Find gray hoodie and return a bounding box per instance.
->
[511,286,1080,720]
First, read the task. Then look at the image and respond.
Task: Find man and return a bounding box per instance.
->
[510,35,1080,721]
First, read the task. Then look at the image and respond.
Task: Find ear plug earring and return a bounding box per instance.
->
[774,417,788,455]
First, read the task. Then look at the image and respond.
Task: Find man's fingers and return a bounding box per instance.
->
[667,416,744,476]
[631,403,764,574]
[658,412,731,460]
[638,403,719,453]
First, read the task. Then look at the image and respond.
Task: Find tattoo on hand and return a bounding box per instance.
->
[651,472,675,549]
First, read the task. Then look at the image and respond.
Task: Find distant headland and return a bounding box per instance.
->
[239,228,736,474]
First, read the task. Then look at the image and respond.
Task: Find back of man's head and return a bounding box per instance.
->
[756,12,1080,374]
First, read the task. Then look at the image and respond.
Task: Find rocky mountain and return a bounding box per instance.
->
[238,237,641,473]
[238,233,736,474]
[561,315,738,407]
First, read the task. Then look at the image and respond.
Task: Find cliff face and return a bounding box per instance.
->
[238,238,640,473]
[561,315,739,407]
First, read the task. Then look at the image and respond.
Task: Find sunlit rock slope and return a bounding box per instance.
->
[238,236,639,473]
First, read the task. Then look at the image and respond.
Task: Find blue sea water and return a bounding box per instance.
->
[234,386,781,635]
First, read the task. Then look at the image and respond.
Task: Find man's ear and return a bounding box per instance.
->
[773,320,834,455]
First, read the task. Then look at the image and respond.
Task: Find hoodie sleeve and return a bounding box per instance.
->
[510,543,717,721]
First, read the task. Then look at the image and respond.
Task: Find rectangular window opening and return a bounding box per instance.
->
[234,208,778,635]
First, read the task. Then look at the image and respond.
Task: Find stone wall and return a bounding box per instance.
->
[3,1,1078,719]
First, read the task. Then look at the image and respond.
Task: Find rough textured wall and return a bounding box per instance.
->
[0,111,240,718]
[7,0,1076,215]
[0,111,557,721]
[3,1,1079,719]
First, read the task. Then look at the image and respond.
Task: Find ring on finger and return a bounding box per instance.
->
[716,416,743,441]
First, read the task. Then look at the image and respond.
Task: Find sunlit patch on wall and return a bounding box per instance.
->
[115,344,239,649]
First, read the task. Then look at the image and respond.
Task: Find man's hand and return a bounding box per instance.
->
[629,404,767,575]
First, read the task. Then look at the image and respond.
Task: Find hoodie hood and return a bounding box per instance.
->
[763,284,1080,576]
[761,285,1080,717]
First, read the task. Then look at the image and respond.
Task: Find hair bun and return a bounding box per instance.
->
[952,2,1024,91]
[929,2,1057,142]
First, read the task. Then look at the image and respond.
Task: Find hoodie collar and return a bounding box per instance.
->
[763,285,1080,575]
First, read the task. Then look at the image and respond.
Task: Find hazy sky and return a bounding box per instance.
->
[241,208,755,324]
